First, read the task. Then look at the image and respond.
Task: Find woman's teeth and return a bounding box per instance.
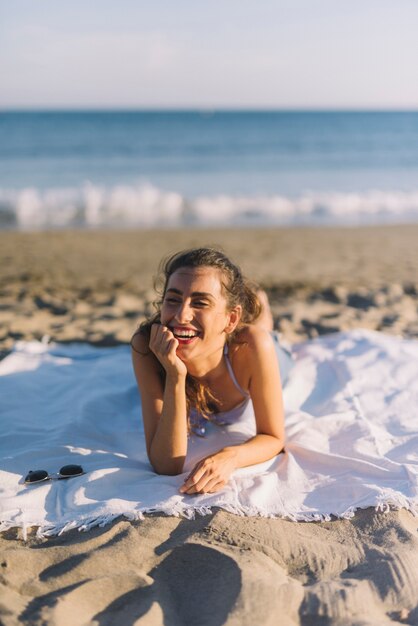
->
[172,329,199,339]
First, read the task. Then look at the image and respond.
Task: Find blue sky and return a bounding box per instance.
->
[1,0,417,109]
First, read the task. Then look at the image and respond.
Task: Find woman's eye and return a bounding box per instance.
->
[164,297,181,304]
[193,300,209,308]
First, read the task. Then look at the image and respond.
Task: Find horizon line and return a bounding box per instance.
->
[1,105,418,114]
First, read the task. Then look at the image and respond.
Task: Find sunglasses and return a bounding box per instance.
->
[24,464,84,485]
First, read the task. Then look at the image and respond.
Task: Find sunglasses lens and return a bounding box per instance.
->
[25,470,49,484]
[59,464,83,478]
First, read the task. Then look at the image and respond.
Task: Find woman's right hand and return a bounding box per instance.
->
[149,324,188,379]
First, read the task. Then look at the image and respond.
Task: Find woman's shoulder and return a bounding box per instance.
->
[131,329,163,392]
[230,325,275,358]
[131,329,151,357]
[228,326,277,392]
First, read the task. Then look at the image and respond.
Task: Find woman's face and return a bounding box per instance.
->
[160,266,240,361]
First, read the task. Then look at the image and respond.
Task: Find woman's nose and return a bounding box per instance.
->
[175,301,193,323]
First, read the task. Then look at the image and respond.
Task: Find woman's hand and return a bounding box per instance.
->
[149,323,187,379]
[179,448,238,494]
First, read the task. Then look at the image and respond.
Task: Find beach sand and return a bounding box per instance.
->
[1,226,418,625]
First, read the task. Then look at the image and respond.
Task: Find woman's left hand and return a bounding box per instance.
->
[179,448,237,495]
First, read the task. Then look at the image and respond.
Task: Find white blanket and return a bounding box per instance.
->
[1,329,417,538]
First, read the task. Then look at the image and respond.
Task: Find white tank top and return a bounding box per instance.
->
[189,343,254,437]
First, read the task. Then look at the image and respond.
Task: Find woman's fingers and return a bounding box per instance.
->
[151,324,170,350]
[179,464,205,493]
[150,324,178,358]
[150,324,187,376]
[203,478,226,493]
[180,460,225,494]
[181,474,226,494]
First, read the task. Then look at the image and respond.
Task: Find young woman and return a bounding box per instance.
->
[131,248,292,495]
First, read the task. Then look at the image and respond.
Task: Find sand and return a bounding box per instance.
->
[1,225,418,625]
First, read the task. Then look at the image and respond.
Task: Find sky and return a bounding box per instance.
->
[1,0,417,110]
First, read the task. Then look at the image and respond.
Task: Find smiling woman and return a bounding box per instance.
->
[130,247,291,494]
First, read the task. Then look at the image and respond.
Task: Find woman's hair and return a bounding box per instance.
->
[132,247,262,423]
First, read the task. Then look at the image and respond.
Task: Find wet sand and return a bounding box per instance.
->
[1,226,418,625]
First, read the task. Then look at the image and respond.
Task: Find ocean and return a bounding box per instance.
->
[1,110,417,229]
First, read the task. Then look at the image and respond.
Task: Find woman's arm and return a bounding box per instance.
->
[231,326,285,462]
[180,327,285,494]
[131,326,189,475]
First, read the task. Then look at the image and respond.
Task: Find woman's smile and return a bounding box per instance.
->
[169,326,202,345]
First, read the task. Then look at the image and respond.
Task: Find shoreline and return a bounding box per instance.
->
[2,223,418,285]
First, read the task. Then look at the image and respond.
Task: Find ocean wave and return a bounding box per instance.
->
[2,183,418,229]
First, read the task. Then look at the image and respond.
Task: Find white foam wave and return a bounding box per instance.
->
[2,183,418,229]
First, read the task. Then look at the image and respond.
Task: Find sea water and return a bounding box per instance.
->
[0,110,417,229]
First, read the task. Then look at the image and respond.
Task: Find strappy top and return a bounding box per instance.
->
[223,343,250,399]
[189,343,252,437]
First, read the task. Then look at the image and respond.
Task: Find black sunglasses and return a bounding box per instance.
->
[24,464,84,485]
